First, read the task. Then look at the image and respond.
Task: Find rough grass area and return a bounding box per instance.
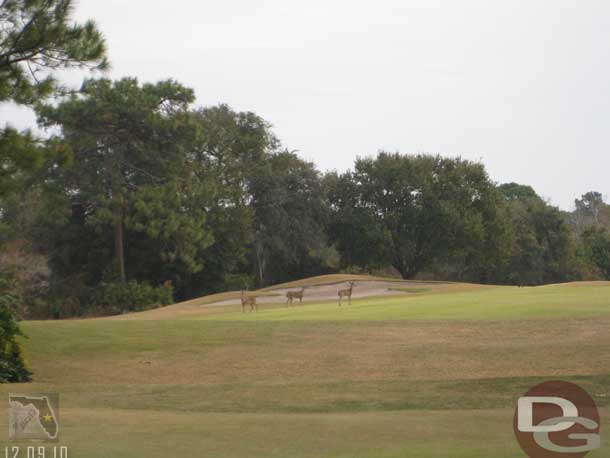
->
[1,280,609,457]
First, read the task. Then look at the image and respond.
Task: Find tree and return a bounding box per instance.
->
[37,78,205,284]
[325,171,392,270]
[0,0,108,196]
[0,0,107,104]
[182,105,272,294]
[249,151,336,286]
[582,226,610,280]
[0,273,32,382]
[0,0,105,381]
[573,191,610,235]
[329,152,501,279]
[497,182,539,202]
[124,179,218,297]
[498,184,578,285]
[575,192,604,224]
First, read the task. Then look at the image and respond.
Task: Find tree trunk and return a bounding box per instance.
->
[114,202,126,283]
[255,241,265,287]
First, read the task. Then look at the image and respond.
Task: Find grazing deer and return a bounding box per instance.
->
[240,290,257,313]
[286,287,305,305]
[338,281,355,306]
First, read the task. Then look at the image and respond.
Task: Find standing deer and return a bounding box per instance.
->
[240,290,257,313]
[286,287,305,305]
[338,281,355,306]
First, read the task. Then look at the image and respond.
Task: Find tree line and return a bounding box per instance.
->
[4,78,609,319]
[1,1,609,381]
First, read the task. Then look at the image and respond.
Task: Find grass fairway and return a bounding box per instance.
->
[1,279,609,457]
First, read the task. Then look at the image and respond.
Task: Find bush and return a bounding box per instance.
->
[0,301,32,383]
[92,280,174,314]
[0,340,32,383]
[23,278,174,319]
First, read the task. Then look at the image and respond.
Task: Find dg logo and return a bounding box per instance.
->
[514,380,601,457]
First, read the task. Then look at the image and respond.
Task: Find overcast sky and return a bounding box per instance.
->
[3,0,609,209]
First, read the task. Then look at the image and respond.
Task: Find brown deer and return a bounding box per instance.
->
[240,290,257,313]
[338,281,355,306]
[286,287,305,305]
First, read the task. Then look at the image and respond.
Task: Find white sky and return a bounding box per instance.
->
[3,0,610,209]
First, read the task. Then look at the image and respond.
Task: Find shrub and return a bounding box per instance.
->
[92,280,174,314]
[0,299,32,383]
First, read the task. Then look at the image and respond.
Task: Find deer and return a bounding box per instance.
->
[338,281,355,306]
[240,290,257,313]
[286,287,305,305]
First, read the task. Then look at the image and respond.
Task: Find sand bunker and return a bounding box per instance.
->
[207,280,438,306]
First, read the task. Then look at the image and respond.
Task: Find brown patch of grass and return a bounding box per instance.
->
[28,317,610,386]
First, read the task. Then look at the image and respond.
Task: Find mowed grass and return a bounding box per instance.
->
[1,280,609,457]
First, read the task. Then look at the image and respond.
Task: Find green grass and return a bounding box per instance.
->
[1,280,609,457]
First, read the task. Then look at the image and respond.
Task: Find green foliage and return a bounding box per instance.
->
[497,182,539,201]
[0,0,107,346]
[37,78,203,286]
[0,0,108,104]
[497,184,578,285]
[328,152,502,280]
[0,275,32,382]
[249,151,336,286]
[325,171,393,270]
[92,280,174,315]
[582,226,610,280]
[177,105,264,296]
[0,127,71,201]
[2,66,604,315]
[129,181,215,275]
[575,191,605,223]
[572,191,610,235]
[0,127,43,197]
[0,338,32,383]
[191,104,278,171]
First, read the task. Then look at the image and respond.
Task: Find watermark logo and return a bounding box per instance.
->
[8,393,59,442]
[514,381,601,458]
